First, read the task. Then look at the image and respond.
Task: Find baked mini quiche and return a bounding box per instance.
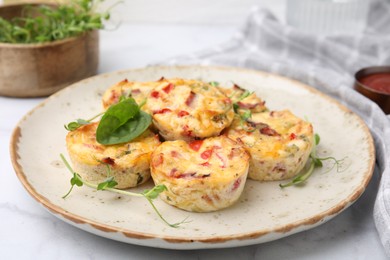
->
[150,135,250,212]
[66,122,161,189]
[102,78,235,141]
[143,78,234,141]
[225,110,314,181]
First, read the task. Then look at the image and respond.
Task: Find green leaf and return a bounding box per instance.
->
[97,177,118,190]
[314,133,320,145]
[312,157,323,168]
[70,173,83,187]
[76,119,90,125]
[142,184,167,200]
[97,109,152,145]
[233,103,239,113]
[65,112,104,131]
[209,81,219,87]
[96,98,141,144]
[241,110,252,121]
[237,90,252,102]
[64,121,81,131]
[279,161,315,188]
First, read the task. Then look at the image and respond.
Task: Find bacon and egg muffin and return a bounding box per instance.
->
[225,110,314,181]
[150,135,250,212]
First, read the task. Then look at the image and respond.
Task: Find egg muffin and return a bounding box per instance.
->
[144,78,234,141]
[66,122,161,189]
[225,110,314,181]
[150,136,250,212]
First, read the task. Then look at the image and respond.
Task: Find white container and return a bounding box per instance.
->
[286,0,371,34]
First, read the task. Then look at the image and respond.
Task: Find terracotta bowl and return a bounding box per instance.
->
[0,3,99,97]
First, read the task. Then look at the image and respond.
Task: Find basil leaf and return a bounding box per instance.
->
[96,98,140,144]
[97,111,152,145]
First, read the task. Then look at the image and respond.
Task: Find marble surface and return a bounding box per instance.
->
[0,1,388,259]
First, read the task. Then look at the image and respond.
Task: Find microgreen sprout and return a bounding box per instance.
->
[230,89,255,131]
[60,154,189,228]
[279,134,346,188]
[0,0,112,44]
[64,112,104,131]
[209,81,219,87]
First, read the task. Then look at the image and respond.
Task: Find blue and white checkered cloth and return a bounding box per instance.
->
[165,1,390,255]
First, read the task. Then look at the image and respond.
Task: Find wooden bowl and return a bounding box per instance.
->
[354,66,390,114]
[0,3,99,97]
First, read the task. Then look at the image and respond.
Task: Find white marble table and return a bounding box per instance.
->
[0,1,388,259]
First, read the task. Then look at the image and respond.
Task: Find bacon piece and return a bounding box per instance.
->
[232,178,241,191]
[153,108,172,115]
[178,110,190,117]
[153,153,164,167]
[169,168,178,177]
[181,125,193,137]
[201,149,213,160]
[202,194,213,204]
[185,91,196,106]
[237,101,261,109]
[176,172,196,178]
[233,84,245,91]
[189,140,203,151]
[260,126,280,136]
[215,153,227,168]
[151,91,160,98]
[272,163,286,172]
[108,89,120,104]
[101,157,115,166]
[200,162,210,167]
[170,150,180,158]
[289,133,297,140]
[131,89,141,94]
[162,83,174,93]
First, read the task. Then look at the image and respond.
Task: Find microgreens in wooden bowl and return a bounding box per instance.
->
[0,0,111,97]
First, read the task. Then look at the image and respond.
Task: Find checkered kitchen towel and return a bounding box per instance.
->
[165,0,390,255]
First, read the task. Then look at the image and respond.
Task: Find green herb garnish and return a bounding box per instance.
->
[209,81,219,87]
[64,112,104,131]
[0,0,111,44]
[279,133,346,188]
[96,97,152,145]
[60,154,188,228]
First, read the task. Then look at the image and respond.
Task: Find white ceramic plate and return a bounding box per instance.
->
[10,66,375,249]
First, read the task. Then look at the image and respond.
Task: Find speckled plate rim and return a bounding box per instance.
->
[9,65,375,248]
